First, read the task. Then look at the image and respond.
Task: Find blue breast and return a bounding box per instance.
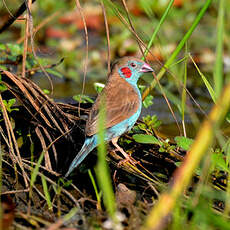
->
[105,105,141,140]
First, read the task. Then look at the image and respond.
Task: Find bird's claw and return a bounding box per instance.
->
[117,155,139,167]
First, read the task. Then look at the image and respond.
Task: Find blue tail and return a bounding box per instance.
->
[65,135,97,177]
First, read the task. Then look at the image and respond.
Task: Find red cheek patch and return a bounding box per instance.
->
[120,67,132,78]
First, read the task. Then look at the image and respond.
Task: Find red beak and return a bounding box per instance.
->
[140,63,154,73]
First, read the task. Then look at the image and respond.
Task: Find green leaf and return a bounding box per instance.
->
[94,82,105,93]
[0,65,7,70]
[0,84,7,92]
[0,44,6,50]
[7,43,22,56]
[46,69,63,78]
[143,95,154,108]
[36,57,49,66]
[43,89,50,94]
[226,112,230,123]
[142,114,162,129]
[41,174,52,210]
[133,134,161,145]
[7,56,16,61]
[30,151,44,187]
[211,153,229,172]
[190,54,217,103]
[73,94,94,103]
[2,98,18,112]
[8,98,16,107]
[175,136,194,151]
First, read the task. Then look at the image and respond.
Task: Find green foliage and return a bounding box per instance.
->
[158,138,175,153]
[2,98,18,113]
[6,43,23,57]
[143,115,162,129]
[46,68,63,78]
[88,169,102,210]
[62,207,79,224]
[94,82,105,93]
[174,136,194,151]
[133,134,161,145]
[139,85,154,108]
[0,43,24,64]
[58,177,72,188]
[38,0,69,12]
[96,96,117,221]
[138,0,155,17]
[211,150,229,173]
[213,0,225,98]
[0,44,6,50]
[43,89,50,95]
[143,95,154,108]
[135,115,161,135]
[41,174,52,210]
[0,75,7,92]
[226,112,230,123]
[30,152,44,188]
[190,54,217,103]
[1,0,230,229]
[73,94,94,103]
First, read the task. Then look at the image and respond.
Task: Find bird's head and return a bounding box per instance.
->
[111,57,154,85]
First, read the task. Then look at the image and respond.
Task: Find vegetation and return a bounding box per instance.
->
[0,0,230,229]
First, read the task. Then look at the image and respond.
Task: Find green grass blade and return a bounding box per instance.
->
[96,95,116,220]
[29,151,44,200]
[142,0,175,59]
[63,207,78,222]
[41,174,52,211]
[213,0,225,97]
[190,54,217,103]
[0,145,2,229]
[181,44,188,136]
[88,169,101,210]
[142,0,213,99]
[30,151,44,187]
[142,80,230,230]
[224,141,230,215]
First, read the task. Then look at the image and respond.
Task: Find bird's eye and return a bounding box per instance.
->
[130,62,137,68]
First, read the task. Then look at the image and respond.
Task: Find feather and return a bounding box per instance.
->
[65,57,154,176]
[65,135,97,177]
[85,75,140,136]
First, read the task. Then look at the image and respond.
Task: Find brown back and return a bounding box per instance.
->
[85,74,140,136]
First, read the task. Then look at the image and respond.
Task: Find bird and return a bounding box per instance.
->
[65,57,153,177]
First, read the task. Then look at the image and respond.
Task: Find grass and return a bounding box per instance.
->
[142,0,213,100]
[96,95,117,221]
[142,82,230,230]
[213,0,225,97]
[190,53,217,103]
[0,0,230,229]
[88,169,102,211]
[142,0,175,59]
[0,144,2,230]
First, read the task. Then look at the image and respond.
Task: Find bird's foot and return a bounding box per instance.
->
[117,154,140,167]
[111,137,139,167]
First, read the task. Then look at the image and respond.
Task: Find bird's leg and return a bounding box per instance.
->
[111,137,138,166]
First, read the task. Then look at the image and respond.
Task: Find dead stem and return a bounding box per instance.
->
[0,95,29,188]
[100,0,111,74]
[17,11,61,44]
[74,0,89,117]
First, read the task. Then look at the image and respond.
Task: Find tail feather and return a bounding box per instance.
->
[65,136,97,177]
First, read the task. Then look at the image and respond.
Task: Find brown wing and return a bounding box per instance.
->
[85,75,140,136]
